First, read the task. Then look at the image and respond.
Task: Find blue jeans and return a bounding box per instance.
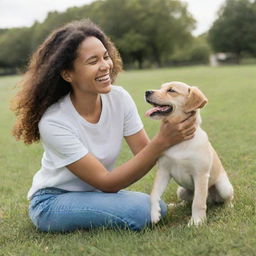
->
[29,187,167,232]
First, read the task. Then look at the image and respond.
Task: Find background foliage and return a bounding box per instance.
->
[0,0,209,72]
[1,0,256,73]
[208,0,256,62]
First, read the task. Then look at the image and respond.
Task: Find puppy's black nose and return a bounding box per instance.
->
[145,90,153,97]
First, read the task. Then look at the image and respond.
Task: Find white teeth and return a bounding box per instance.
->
[96,74,110,81]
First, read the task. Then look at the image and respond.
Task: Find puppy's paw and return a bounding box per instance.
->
[188,216,206,227]
[225,201,234,208]
[167,203,176,209]
[151,206,161,224]
[168,201,187,209]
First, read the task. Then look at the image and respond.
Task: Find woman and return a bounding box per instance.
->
[12,19,196,232]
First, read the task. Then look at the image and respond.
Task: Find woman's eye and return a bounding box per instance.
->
[104,55,110,60]
[89,61,97,65]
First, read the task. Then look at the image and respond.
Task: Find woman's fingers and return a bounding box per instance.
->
[180,113,196,129]
[183,124,196,135]
[177,114,197,140]
[157,112,198,148]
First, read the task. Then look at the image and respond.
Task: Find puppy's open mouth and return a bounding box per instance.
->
[145,100,173,117]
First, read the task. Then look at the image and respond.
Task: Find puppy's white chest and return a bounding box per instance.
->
[159,128,210,189]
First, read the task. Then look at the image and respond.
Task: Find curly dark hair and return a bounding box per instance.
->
[12,19,123,144]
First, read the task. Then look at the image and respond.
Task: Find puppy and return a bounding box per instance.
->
[145,81,234,226]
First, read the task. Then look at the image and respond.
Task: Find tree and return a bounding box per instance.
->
[140,0,195,67]
[208,0,256,61]
[98,0,195,68]
[169,35,211,65]
[0,27,32,69]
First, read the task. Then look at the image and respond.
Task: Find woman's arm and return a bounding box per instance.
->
[125,129,150,155]
[67,114,196,193]
[67,137,164,193]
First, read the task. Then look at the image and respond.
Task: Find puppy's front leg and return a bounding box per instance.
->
[151,165,171,224]
[188,173,209,227]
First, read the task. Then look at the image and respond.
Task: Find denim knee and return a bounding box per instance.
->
[28,188,64,232]
[120,191,167,231]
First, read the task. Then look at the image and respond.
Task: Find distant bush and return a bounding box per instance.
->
[168,36,211,66]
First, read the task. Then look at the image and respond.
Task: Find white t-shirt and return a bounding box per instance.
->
[27,86,143,199]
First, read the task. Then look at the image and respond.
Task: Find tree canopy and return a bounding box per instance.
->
[0,0,203,71]
[208,0,256,60]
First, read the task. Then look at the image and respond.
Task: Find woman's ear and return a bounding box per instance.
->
[184,86,208,113]
[60,70,72,83]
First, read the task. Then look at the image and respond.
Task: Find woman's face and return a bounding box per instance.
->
[66,36,114,96]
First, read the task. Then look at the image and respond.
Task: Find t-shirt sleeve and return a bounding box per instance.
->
[121,88,144,136]
[39,118,88,169]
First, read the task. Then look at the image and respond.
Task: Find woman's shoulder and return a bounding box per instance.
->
[39,94,74,130]
[111,85,125,93]
[109,85,131,99]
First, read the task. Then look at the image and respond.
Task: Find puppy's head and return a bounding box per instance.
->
[145,81,208,120]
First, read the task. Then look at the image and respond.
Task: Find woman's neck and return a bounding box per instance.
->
[70,91,102,123]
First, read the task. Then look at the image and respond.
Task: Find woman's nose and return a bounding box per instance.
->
[100,60,110,71]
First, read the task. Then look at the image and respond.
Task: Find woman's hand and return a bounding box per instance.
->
[153,112,197,151]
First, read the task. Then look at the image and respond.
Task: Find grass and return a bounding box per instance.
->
[0,65,255,255]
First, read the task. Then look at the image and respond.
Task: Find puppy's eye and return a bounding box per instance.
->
[167,88,176,93]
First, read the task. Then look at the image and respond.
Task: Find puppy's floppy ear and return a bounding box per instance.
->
[184,86,208,113]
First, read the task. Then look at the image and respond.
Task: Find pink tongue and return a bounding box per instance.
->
[145,106,169,117]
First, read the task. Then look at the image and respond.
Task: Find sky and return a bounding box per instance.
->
[0,0,225,35]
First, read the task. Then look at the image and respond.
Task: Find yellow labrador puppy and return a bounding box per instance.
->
[145,81,234,226]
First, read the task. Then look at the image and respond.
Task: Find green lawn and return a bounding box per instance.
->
[0,65,255,255]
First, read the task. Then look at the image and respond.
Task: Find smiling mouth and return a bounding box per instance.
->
[95,74,110,82]
[145,99,174,117]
